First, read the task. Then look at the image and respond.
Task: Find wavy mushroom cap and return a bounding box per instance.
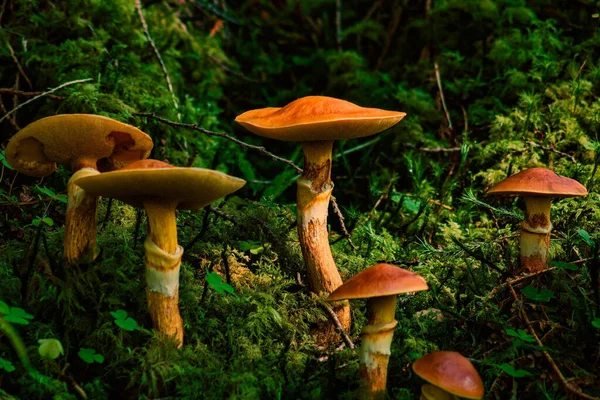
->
[5,114,153,177]
[412,351,484,400]
[235,96,406,142]
[74,159,246,210]
[327,263,428,301]
[486,167,587,198]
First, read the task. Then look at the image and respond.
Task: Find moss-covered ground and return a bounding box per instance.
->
[1,0,600,398]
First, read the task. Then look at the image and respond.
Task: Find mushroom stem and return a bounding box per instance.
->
[297,140,351,342]
[64,168,100,264]
[520,196,552,273]
[144,200,184,347]
[359,295,398,399]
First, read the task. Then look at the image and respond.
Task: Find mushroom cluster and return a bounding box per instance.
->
[5,114,153,264]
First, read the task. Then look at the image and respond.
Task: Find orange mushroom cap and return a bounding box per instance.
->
[412,351,484,400]
[327,263,428,301]
[486,168,587,198]
[5,114,153,177]
[74,159,246,210]
[235,96,406,142]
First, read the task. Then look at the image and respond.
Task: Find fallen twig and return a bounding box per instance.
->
[330,195,356,251]
[0,78,92,124]
[6,42,32,89]
[508,282,599,400]
[321,302,354,350]
[0,88,65,100]
[485,267,557,301]
[527,141,577,163]
[135,0,180,120]
[136,113,303,173]
[434,62,452,131]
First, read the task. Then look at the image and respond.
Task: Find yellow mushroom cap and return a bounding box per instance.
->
[412,351,484,400]
[5,114,153,177]
[74,159,246,210]
[235,96,406,142]
[327,263,428,301]
[486,167,587,198]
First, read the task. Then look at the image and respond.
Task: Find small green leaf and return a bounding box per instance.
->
[35,186,67,204]
[206,272,236,296]
[592,318,600,329]
[0,151,14,170]
[38,339,64,359]
[0,301,9,315]
[0,357,15,372]
[78,348,104,364]
[505,328,536,343]
[402,197,421,213]
[499,363,532,378]
[521,286,555,302]
[577,229,595,248]
[240,240,264,255]
[111,310,140,331]
[3,307,34,325]
[550,261,578,271]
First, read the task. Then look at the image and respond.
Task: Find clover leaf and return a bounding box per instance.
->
[206,272,236,296]
[38,339,64,360]
[110,310,140,331]
[521,286,555,302]
[78,348,104,364]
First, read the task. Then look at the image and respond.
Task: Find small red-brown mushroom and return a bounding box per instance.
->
[5,114,153,264]
[412,351,484,399]
[486,167,587,273]
[236,96,406,343]
[75,159,245,347]
[328,263,428,399]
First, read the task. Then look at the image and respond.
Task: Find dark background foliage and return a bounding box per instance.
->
[1,0,600,398]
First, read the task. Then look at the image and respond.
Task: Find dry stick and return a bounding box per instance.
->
[135,0,180,121]
[0,88,65,100]
[0,95,18,130]
[434,62,452,131]
[0,0,7,26]
[485,267,557,301]
[507,282,599,400]
[137,113,303,173]
[0,78,93,124]
[527,141,577,163]
[375,5,403,70]
[335,0,342,53]
[330,195,356,251]
[322,302,355,350]
[6,42,32,89]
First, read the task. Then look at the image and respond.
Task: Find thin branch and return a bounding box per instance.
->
[135,0,180,120]
[434,62,452,131]
[330,195,356,251]
[0,0,7,27]
[485,267,557,301]
[375,4,402,70]
[321,303,354,350]
[507,282,599,400]
[0,95,18,130]
[0,88,65,100]
[136,113,303,173]
[335,0,342,52]
[6,42,32,89]
[527,140,577,163]
[0,78,92,124]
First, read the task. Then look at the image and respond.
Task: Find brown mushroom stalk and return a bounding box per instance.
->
[64,168,101,264]
[328,264,428,399]
[520,196,552,272]
[486,168,587,273]
[143,200,183,345]
[297,140,350,338]
[236,96,406,344]
[75,159,246,347]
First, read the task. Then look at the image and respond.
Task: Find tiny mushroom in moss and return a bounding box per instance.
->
[236,96,406,343]
[486,167,587,273]
[75,159,245,347]
[5,114,153,264]
[412,351,484,400]
[327,263,428,399]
